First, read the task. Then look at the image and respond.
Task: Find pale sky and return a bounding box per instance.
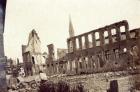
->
[4,0,140,62]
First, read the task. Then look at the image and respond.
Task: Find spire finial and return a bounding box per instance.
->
[69,15,75,37]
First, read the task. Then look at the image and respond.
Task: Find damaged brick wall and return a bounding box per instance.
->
[46,20,140,76]
[65,20,140,75]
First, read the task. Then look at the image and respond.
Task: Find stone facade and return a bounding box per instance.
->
[46,20,140,77]
[66,20,140,75]
[22,29,46,76]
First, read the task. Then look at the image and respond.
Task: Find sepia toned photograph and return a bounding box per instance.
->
[0,0,140,92]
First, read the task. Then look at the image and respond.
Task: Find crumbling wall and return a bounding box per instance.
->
[46,20,140,76]
[22,30,45,76]
[65,20,140,75]
[49,72,140,92]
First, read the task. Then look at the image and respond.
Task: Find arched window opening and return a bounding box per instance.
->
[88,34,93,48]
[120,26,126,40]
[95,32,99,39]
[120,26,125,33]
[111,29,117,35]
[111,29,117,42]
[95,32,100,46]
[82,36,86,49]
[104,31,109,44]
[76,38,79,50]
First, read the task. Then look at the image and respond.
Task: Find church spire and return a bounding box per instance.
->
[69,15,75,37]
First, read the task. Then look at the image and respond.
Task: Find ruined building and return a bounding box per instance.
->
[45,20,140,76]
[45,20,140,92]
[46,44,58,75]
[45,18,75,75]
[22,29,46,76]
[66,20,140,74]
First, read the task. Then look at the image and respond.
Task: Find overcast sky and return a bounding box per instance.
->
[4,0,140,62]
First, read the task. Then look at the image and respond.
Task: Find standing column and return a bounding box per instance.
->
[63,63,67,74]
[69,61,72,74]
[108,29,113,44]
[88,56,92,73]
[99,31,105,46]
[67,39,70,53]
[124,23,131,51]
[85,35,89,49]
[81,57,86,73]
[0,1,7,91]
[72,38,76,52]
[75,58,79,74]
[116,27,121,42]
[92,32,96,47]
[124,22,130,39]
[79,37,82,50]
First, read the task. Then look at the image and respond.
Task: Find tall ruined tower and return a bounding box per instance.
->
[22,30,45,76]
[69,16,75,37]
[0,0,7,91]
[68,17,75,52]
[26,29,41,54]
[47,44,55,61]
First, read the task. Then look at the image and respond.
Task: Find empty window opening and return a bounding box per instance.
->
[120,26,127,40]
[111,29,117,42]
[79,62,82,69]
[120,26,125,33]
[104,31,108,37]
[104,31,109,44]
[95,32,99,39]
[111,29,117,35]
[76,38,80,50]
[88,34,93,48]
[98,55,104,68]
[95,32,100,46]
[82,36,86,49]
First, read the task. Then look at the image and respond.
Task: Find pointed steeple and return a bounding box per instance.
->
[69,15,75,37]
